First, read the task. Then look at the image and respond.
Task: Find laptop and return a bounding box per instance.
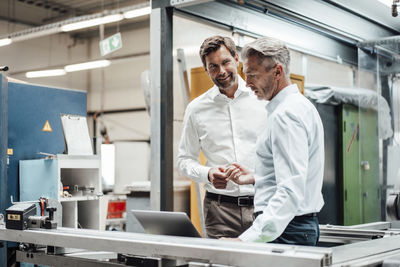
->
[131,210,201,238]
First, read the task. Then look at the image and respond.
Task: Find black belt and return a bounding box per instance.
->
[206,192,254,207]
[253,211,317,219]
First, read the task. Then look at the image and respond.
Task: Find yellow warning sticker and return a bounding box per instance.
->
[7,148,13,155]
[42,120,53,132]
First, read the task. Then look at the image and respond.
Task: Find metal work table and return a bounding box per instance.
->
[2,224,400,266]
[0,225,331,266]
[332,236,400,266]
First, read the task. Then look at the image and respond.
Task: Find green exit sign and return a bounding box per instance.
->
[100,32,122,56]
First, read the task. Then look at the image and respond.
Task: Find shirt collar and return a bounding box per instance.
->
[266,84,300,114]
[209,76,251,101]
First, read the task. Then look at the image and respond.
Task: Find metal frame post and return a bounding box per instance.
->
[150,0,174,211]
[0,73,8,267]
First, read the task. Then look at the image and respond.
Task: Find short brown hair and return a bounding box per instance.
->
[199,36,237,68]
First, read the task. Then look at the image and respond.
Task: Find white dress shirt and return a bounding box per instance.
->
[239,84,325,242]
[177,77,267,197]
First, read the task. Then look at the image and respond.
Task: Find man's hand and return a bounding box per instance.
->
[208,167,228,189]
[225,163,255,185]
[220,237,242,242]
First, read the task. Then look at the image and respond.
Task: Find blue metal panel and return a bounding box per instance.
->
[0,74,8,267]
[20,159,59,202]
[19,159,57,267]
[7,82,86,207]
[0,80,86,266]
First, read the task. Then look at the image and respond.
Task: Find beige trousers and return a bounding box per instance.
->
[203,196,254,239]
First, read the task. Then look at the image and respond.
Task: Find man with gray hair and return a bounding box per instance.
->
[224,37,324,245]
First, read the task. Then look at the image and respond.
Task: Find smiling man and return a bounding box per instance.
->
[224,37,325,246]
[177,36,267,238]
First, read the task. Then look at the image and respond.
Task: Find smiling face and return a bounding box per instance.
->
[243,55,280,101]
[205,45,239,97]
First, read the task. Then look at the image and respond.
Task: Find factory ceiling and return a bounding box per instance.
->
[0,0,148,27]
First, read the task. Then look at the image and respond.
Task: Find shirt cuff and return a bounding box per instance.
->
[198,165,211,183]
[238,225,261,242]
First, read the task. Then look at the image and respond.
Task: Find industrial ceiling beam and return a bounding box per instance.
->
[174,0,399,66]
[175,0,357,65]
[248,0,398,40]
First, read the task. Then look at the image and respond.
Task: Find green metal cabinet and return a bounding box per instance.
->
[342,104,380,225]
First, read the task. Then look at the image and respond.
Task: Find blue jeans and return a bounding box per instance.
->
[270,216,319,246]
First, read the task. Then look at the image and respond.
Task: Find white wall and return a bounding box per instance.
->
[0,21,88,90]
[307,54,355,87]
[88,26,150,111]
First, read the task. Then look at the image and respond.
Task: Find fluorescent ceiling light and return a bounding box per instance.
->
[123,6,151,19]
[26,69,66,78]
[0,38,12,47]
[65,60,111,72]
[61,14,124,32]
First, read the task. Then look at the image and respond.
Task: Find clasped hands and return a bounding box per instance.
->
[208,163,255,189]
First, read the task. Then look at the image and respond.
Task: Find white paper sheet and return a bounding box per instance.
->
[61,114,93,155]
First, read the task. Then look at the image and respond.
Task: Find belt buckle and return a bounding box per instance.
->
[238,196,250,207]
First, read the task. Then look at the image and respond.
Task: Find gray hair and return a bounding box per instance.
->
[241,37,290,79]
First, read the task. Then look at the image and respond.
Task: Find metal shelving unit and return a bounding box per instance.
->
[20,155,102,230]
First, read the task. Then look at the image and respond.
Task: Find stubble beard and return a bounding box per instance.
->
[215,73,236,90]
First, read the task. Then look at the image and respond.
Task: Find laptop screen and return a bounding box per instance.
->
[131,210,201,238]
